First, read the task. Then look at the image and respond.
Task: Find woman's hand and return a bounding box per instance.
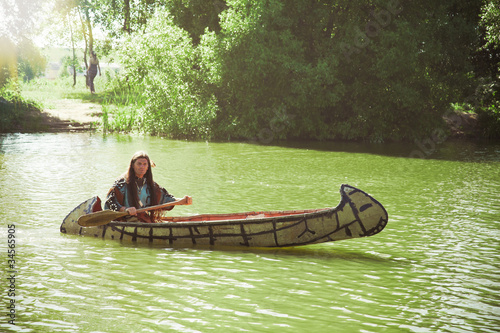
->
[183,195,193,205]
[126,207,137,216]
[120,206,137,215]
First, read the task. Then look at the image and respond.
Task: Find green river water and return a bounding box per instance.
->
[0,133,499,333]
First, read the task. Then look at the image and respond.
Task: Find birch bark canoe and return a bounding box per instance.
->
[60,184,388,248]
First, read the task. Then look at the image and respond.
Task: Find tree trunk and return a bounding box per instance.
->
[78,7,91,88]
[86,10,93,53]
[68,13,76,87]
[78,8,88,69]
[123,0,131,34]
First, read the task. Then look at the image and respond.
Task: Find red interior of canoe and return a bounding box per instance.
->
[161,208,329,223]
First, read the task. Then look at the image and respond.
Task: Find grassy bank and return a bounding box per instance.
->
[19,75,145,133]
[0,88,49,132]
[21,76,101,105]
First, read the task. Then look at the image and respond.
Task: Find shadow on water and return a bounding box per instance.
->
[250,138,500,162]
[2,132,499,162]
[231,245,392,262]
[105,238,394,263]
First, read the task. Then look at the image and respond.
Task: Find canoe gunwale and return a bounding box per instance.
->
[101,184,353,228]
[106,207,336,228]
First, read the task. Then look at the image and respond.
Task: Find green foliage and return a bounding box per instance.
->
[477,104,500,139]
[196,0,476,141]
[109,0,495,142]
[481,0,500,48]
[59,56,73,78]
[333,0,482,141]
[165,0,226,45]
[0,36,17,89]
[117,12,217,138]
[475,0,500,139]
[0,88,46,132]
[88,0,174,41]
[20,76,88,104]
[97,78,146,133]
[474,79,500,139]
[17,38,47,82]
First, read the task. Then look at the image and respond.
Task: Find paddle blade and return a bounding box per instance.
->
[77,210,127,227]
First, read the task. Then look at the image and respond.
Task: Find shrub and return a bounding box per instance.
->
[118,11,217,139]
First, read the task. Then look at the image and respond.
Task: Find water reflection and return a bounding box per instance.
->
[275,138,500,162]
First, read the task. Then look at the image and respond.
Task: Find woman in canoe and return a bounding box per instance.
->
[104,151,187,223]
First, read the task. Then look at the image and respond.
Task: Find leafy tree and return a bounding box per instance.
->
[196,0,482,141]
[0,0,46,89]
[0,36,17,89]
[475,0,500,138]
[113,0,493,142]
[333,0,481,141]
[17,38,47,82]
[92,0,164,37]
[0,0,44,41]
[165,0,226,45]
[481,0,500,48]
[118,11,217,138]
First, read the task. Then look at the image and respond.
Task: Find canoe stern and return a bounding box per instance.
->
[60,196,102,235]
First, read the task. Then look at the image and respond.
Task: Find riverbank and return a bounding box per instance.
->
[1,94,94,133]
[0,89,486,140]
[39,98,102,132]
[1,76,104,133]
[38,100,482,140]
[443,111,481,139]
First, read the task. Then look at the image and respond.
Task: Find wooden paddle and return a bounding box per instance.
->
[77,196,192,227]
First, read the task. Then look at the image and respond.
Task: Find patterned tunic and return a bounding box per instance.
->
[104,178,175,222]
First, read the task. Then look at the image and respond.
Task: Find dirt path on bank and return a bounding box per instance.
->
[41,99,102,132]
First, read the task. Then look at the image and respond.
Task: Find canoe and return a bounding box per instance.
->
[60,184,388,248]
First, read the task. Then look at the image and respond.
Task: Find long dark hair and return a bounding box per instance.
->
[124,151,158,209]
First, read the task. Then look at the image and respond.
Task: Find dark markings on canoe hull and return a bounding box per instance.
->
[360,203,373,212]
[297,218,316,238]
[240,224,250,247]
[209,225,215,245]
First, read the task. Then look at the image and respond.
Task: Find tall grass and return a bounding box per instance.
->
[96,76,146,133]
